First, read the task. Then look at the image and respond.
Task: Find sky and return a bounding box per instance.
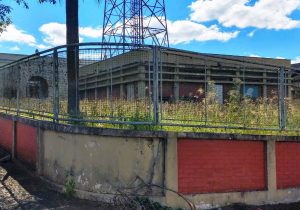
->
[0,0,300,63]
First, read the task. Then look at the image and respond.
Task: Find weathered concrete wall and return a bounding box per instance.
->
[19,57,67,99]
[41,130,164,196]
[1,114,300,209]
[0,57,67,99]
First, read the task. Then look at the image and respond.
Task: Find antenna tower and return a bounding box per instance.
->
[102,0,169,53]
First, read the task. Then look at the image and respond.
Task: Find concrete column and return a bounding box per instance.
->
[263,72,267,98]
[137,66,146,99]
[137,80,146,99]
[267,140,277,200]
[288,73,292,98]
[94,87,98,100]
[120,68,125,99]
[236,69,241,88]
[174,67,179,101]
[106,86,110,99]
[207,68,211,82]
[84,79,87,99]
[120,84,125,99]
[107,69,111,100]
[164,132,187,209]
[165,132,178,192]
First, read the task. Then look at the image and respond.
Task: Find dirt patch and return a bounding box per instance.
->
[212,202,300,210]
[0,161,110,209]
[1,161,300,210]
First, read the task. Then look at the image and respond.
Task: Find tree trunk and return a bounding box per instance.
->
[66,0,79,117]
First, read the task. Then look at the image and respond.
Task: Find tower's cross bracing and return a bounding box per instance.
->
[102,0,169,50]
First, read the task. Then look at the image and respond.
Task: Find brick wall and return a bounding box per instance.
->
[0,118,13,152]
[16,122,37,168]
[276,142,300,189]
[178,139,266,194]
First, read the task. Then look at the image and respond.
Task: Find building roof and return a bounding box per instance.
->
[0,53,27,66]
[79,48,291,77]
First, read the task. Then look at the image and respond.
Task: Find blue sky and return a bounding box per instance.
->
[0,0,300,63]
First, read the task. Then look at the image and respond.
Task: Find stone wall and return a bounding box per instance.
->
[0,56,67,99]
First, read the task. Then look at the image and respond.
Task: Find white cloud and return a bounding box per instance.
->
[10,46,20,51]
[38,18,237,47]
[39,23,67,46]
[292,56,300,64]
[168,20,239,44]
[249,54,261,57]
[190,0,300,30]
[80,27,102,38]
[34,44,49,50]
[39,22,102,46]
[247,30,256,37]
[0,25,48,50]
[0,25,36,46]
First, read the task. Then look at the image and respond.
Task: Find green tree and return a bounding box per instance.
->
[0,0,28,33]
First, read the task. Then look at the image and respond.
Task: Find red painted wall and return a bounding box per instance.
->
[178,139,266,194]
[276,142,300,189]
[0,118,13,152]
[112,85,121,99]
[179,83,203,97]
[97,87,107,99]
[16,122,37,167]
[162,82,173,98]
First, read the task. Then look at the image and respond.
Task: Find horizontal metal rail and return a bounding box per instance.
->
[0,42,299,133]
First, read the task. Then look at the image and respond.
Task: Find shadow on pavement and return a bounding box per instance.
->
[1,161,300,210]
[0,161,105,210]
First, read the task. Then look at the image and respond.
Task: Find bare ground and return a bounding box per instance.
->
[0,161,109,210]
[1,161,300,210]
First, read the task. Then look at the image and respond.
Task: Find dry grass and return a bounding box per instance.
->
[0,96,299,135]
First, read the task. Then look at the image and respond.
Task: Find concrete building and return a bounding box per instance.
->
[291,63,300,98]
[0,53,26,66]
[0,50,293,102]
[79,49,292,102]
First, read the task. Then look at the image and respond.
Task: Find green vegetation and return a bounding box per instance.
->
[64,174,76,198]
[0,82,299,136]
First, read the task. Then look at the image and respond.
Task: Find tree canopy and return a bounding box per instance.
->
[0,0,28,33]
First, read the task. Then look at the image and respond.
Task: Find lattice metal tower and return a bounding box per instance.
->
[102,0,169,50]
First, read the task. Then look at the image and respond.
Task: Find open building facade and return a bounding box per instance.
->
[0,49,297,102]
[79,48,294,103]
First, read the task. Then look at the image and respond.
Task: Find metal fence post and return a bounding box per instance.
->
[278,67,286,130]
[160,49,163,123]
[16,65,20,116]
[75,46,80,118]
[53,49,59,123]
[153,46,159,124]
